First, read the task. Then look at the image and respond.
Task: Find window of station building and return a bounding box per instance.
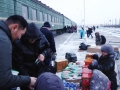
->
[22,5,28,19]
[44,13,48,21]
[39,11,43,21]
[32,9,37,21]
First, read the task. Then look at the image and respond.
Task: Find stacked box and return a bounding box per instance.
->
[55,59,68,72]
[82,73,92,90]
[84,54,93,66]
[81,54,93,90]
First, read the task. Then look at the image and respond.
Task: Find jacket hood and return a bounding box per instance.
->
[22,23,41,40]
[34,72,64,90]
[0,20,12,41]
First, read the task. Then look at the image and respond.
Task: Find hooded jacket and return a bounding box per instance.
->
[0,21,30,90]
[40,27,56,53]
[34,72,64,90]
[12,23,50,77]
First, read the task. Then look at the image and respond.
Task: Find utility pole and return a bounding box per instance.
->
[83,0,85,30]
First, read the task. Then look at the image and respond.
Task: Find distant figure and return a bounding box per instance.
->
[93,26,96,31]
[87,27,93,38]
[95,32,106,45]
[34,72,64,90]
[79,27,85,39]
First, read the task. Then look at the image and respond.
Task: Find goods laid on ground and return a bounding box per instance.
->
[61,54,93,90]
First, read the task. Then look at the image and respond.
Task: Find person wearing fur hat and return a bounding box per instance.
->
[12,23,56,90]
[40,22,57,65]
[34,72,64,90]
[88,44,117,90]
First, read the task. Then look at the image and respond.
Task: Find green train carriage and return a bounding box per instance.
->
[0,0,77,35]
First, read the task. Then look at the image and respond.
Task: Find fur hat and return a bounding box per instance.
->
[34,72,64,90]
[43,22,51,28]
[101,44,114,54]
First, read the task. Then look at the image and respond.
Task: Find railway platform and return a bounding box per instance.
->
[54,28,120,90]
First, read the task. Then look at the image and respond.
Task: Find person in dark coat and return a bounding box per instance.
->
[88,44,117,90]
[40,22,57,65]
[0,15,36,90]
[34,72,64,90]
[88,27,93,38]
[95,32,102,45]
[12,23,53,90]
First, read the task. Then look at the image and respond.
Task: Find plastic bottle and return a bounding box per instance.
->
[69,82,74,90]
[64,82,70,90]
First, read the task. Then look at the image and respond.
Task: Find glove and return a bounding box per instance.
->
[91,59,98,66]
[92,54,99,60]
[88,59,98,70]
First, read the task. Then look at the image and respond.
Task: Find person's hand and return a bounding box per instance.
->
[38,54,44,62]
[29,77,37,90]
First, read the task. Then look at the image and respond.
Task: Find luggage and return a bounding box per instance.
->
[65,52,77,62]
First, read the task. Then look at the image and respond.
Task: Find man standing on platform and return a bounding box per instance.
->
[40,22,57,65]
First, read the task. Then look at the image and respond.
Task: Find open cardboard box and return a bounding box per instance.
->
[87,45,119,54]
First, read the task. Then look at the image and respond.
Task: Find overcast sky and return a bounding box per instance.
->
[39,0,120,25]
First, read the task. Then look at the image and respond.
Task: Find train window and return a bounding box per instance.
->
[48,14,51,22]
[52,16,54,23]
[44,13,48,21]
[39,11,43,21]
[57,18,58,23]
[54,17,56,23]
[22,5,28,19]
[32,9,37,21]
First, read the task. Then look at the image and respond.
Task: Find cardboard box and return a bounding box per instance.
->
[87,45,119,54]
[55,59,68,72]
[87,46,101,53]
[78,49,86,52]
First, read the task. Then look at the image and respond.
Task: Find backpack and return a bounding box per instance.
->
[101,35,106,44]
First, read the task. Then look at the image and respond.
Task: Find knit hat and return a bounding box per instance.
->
[24,23,40,39]
[43,22,51,28]
[101,44,114,54]
[34,72,64,90]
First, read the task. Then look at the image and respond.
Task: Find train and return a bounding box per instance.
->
[0,0,77,36]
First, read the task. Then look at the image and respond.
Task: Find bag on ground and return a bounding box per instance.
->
[65,52,77,62]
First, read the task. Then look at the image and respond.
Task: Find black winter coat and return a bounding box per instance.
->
[89,55,117,90]
[40,27,56,53]
[12,28,51,77]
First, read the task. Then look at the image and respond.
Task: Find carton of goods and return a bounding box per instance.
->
[84,54,93,66]
[87,46,101,54]
[82,67,92,76]
[84,59,93,66]
[55,59,68,72]
[82,73,92,90]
